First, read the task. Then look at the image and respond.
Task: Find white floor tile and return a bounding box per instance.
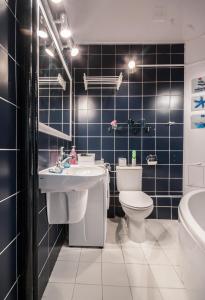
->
[122,247,147,264]
[159,220,179,232]
[58,247,81,262]
[107,218,127,235]
[126,264,157,287]
[80,249,101,263]
[46,219,189,299]
[157,233,179,249]
[146,220,167,241]
[104,242,122,249]
[105,226,122,246]
[173,265,183,281]
[140,236,159,248]
[72,284,102,300]
[102,248,124,263]
[103,286,132,300]
[49,261,78,283]
[120,235,142,248]
[160,288,189,300]
[106,218,126,243]
[131,287,163,300]
[162,247,181,266]
[150,265,184,288]
[76,262,101,285]
[102,263,129,286]
[143,246,171,265]
[43,283,74,300]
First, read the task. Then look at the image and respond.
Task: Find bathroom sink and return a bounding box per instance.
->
[39,165,106,193]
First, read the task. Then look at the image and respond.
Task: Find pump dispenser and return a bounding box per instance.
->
[70,146,77,164]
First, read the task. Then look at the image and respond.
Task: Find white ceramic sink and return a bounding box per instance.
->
[39,165,106,193]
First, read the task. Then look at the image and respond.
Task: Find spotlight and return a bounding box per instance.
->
[45,43,55,57]
[71,47,79,57]
[38,29,48,39]
[128,60,136,70]
[60,14,72,39]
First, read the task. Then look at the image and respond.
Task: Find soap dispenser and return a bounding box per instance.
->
[70,146,77,165]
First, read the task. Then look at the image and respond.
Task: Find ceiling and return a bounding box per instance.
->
[64,0,205,44]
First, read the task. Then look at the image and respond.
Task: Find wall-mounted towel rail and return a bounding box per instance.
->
[83,72,123,91]
[39,73,66,90]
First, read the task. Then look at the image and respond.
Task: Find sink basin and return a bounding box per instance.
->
[39,165,106,193]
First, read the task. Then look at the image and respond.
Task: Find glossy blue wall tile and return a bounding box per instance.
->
[73,44,184,220]
[0,1,22,298]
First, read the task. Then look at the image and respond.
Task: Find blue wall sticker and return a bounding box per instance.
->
[192,95,205,111]
[192,77,205,94]
[191,114,205,129]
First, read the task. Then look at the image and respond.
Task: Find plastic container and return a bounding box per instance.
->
[132,150,136,166]
[70,146,77,165]
[118,157,127,166]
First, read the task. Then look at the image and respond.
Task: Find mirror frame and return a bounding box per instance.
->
[38,0,72,141]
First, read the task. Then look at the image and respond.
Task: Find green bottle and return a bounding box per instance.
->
[132,150,136,166]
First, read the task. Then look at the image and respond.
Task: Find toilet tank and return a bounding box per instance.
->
[116,166,142,191]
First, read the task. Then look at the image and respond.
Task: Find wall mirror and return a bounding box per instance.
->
[38,1,72,140]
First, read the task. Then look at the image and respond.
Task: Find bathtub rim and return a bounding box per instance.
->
[179,189,205,251]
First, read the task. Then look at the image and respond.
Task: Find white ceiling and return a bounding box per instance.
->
[64,0,205,44]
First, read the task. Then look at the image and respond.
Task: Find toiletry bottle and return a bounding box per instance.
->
[132,150,136,166]
[70,146,77,165]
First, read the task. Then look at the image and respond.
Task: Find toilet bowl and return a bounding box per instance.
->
[119,191,153,242]
[116,166,153,243]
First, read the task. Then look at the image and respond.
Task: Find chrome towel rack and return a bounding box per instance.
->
[83,72,123,91]
[39,73,66,90]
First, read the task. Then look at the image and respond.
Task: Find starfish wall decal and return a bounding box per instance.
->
[194,97,205,109]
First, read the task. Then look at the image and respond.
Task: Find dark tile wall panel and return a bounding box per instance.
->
[38,132,71,299]
[0,1,22,299]
[39,52,71,135]
[37,6,73,296]
[73,44,184,220]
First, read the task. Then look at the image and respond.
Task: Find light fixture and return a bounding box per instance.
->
[38,15,48,39]
[38,29,48,39]
[71,47,79,57]
[128,60,136,70]
[59,13,72,39]
[45,43,55,57]
[51,0,62,3]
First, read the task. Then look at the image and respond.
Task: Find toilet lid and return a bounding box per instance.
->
[119,191,153,209]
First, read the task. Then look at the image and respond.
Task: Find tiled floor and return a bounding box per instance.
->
[42,218,189,300]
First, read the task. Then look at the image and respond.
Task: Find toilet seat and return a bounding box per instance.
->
[119,191,153,210]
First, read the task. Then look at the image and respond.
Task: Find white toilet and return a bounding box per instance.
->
[116,166,153,243]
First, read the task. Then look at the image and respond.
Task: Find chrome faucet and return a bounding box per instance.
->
[61,155,72,165]
[57,146,72,169]
[59,146,65,162]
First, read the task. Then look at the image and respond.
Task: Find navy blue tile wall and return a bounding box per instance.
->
[0,1,22,299]
[38,133,71,299]
[73,44,184,220]
[39,52,71,135]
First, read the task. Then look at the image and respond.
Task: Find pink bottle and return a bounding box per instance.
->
[70,146,77,165]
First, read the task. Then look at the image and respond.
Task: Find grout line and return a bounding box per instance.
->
[0,233,20,256]
[0,96,19,108]
[70,247,82,300]
[38,205,47,215]
[38,228,63,278]
[3,276,20,300]
[0,192,20,204]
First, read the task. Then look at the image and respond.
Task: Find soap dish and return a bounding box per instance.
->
[146,154,158,166]
[147,161,157,165]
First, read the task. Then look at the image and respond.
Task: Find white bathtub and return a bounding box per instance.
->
[179,189,205,300]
